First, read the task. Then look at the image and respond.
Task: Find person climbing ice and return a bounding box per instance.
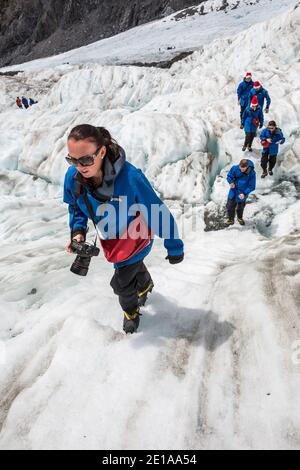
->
[260,120,285,178]
[225,159,256,226]
[249,81,271,113]
[15,97,22,109]
[21,96,29,109]
[29,98,38,106]
[241,95,264,152]
[237,72,254,126]
[64,125,184,335]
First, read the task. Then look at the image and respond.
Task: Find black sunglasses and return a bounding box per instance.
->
[66,147,101,167]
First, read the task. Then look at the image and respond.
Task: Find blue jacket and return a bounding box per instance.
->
[242,106,264,133]
[237,79,254,107]
[249,87,271,109]
[63,148,184,268]
[227,160,256,202]
[260,127,285,155]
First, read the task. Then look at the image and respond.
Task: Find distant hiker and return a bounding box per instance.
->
[64,125,184,335]
[21,96,29,109]
[16,97,22,109]
[260,121,285,178]
[237,72,254,125]
[29,98,38,106]
[249,81,271,113]
[241,96,264,151]
[226,159,256,226]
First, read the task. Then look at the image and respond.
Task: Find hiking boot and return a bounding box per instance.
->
[138,280,154,307]
[225,218,235,226]
[242,146,246,151]
[269,170,274,176]
[248,147,253,152]
[237,218,245,226]
[261,171,268,179]
[123,308,141,334]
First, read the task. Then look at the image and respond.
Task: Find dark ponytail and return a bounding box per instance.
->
[68,124,121,164]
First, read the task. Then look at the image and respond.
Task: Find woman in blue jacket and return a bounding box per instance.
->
[260,121,285,178]
[64,125,184,334]
[226,159,256,226]
[241,96,264,152]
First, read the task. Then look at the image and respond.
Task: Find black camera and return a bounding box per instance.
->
[70,240,100,277]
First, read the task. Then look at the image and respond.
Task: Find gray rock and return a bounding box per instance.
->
[0,0,200,67]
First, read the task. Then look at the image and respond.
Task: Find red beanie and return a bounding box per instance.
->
[246,72,252,77]
[254,81,261,87]
[251,96,259,106]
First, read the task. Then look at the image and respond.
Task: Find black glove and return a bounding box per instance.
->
[265,108,269,113]
[166,254,184,265]
[240,124,244,129]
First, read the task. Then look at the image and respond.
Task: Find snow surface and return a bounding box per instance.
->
[0,0,300,450]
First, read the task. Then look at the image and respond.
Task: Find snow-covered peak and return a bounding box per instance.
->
[172,0,262,18]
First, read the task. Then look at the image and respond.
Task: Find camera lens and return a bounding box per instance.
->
[70,255,91,277]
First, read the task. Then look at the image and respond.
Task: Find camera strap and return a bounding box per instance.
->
[73,179,98,248]
[82,191,97,230]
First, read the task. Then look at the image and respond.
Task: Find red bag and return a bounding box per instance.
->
[253,118,260,127]
[100,214,153,264]
[261,140,270,148]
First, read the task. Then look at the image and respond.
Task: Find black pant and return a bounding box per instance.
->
[240,105,246,123]
[110,261,152,314]
[244,132,256,148]
[227,198,246,220]
[261,150,277,172]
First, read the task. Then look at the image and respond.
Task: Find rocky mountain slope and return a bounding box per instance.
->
[0,0,200,67]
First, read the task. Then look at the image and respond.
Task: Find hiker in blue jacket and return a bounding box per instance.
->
[260,121,286,178]
[237,72,254,125]
[249,81,271,112]
[226,159,256,226]
[241,95,264,151]
[64,125,184,334]
[21,96,29,109]
[29,98,38,106]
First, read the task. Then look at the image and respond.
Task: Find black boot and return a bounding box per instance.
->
[225,218,235,226]
[237,218,245,226]
[123,308,141,334]
[261,171,268,178]
[138,280,154,307]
